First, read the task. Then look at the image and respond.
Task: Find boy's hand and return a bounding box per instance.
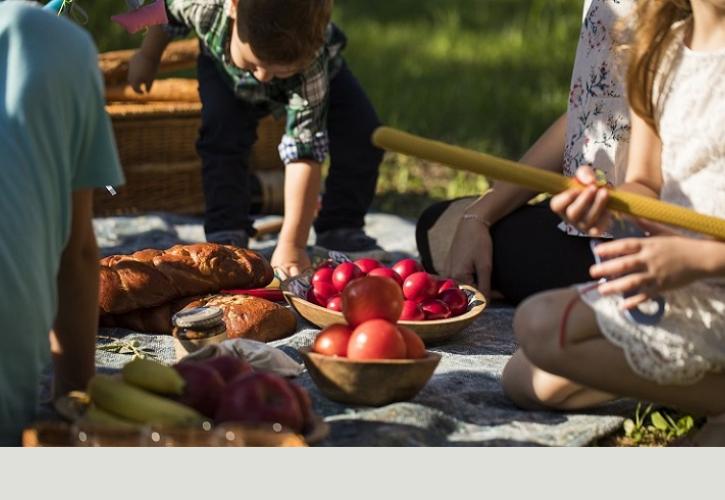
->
[128,51,160,94]
[271,241,312,280]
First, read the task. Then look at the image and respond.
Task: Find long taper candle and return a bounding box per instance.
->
[372,127,725,241]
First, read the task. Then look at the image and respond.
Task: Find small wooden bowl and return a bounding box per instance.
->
[300,348,441,407]
[282,275,487,345]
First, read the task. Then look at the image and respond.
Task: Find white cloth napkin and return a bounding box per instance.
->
[182,338,304,377]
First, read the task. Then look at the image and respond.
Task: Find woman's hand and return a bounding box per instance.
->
[550,166,611,236]
[590,227,708,309]
[442,217,493,297]
[128,51,160,94]
[271,241,312,280]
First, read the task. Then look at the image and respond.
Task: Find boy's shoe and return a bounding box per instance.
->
[206,229,250,249]
[315,227,383,254]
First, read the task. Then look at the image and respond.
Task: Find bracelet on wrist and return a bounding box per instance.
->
[462,213,492,228]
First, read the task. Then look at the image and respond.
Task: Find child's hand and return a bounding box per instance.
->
[550,166,611,236]
[271,241,312,280]
[590,235,708,309]
[128,51,160,94]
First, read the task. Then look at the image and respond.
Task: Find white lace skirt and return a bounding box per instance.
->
[578,281,725,385]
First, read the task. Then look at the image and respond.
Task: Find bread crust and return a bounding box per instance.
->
[99,244,274,314]
[100,294,297,342]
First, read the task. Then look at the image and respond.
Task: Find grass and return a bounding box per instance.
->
[335,0,580,154]
[335,0,583,217]
[596,404,702,447]
[79,0,582,218]
[372,155,489,219]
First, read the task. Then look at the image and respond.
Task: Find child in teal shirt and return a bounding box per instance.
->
[0,2,124,445]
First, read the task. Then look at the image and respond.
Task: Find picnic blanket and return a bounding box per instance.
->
[92,212,635,446]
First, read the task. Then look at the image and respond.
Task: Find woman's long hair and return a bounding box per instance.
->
[627,0,692,130]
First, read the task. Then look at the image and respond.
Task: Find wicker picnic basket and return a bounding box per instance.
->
[94,158,285,216]
[95,42,285,216]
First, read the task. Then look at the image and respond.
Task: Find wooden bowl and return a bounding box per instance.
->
[300,348,441,407]
[282,274,487,345]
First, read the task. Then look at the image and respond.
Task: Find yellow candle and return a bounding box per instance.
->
[373,127,725,241]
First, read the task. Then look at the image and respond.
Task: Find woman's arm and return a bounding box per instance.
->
[443,113,568,292]
[464,112,569,223]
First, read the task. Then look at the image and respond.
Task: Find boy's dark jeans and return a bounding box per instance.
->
[196,52,383,239]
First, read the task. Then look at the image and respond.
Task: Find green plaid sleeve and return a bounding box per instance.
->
[278,56,330,165]
[162,0,222,38]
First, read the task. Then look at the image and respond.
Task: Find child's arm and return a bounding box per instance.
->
[551,110,663,235]
[271,160,321,277]
[271,59,333,277]
[620,111,663,197]
[50,189,99,398]
[590,222,725,309]
[128,25,171,93]
[443,112,567,293]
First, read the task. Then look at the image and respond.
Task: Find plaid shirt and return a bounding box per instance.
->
[163,0,346,164]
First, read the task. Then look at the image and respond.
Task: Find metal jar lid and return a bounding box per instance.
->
[172,306,224,329]
[173,321,227,340]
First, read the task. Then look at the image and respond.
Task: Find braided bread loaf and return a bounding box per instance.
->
[99,244,274,315]
[99,294,297,343]
[99,297,196,334]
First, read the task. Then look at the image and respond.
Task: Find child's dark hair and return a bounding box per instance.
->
[236,0,334,65]
[627,0,692,131]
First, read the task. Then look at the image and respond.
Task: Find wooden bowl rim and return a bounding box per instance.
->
[282,281,487,326]
[300,347,442,366]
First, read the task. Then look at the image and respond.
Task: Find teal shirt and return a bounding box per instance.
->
[0,2,124,444]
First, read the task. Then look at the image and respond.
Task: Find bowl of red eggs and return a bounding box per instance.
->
[282,258,487,345]
[298,276,443,406]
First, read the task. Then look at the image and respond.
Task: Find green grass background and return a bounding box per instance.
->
[81,0,582,217]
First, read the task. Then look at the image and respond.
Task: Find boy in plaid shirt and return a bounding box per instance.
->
[128,0,383,277]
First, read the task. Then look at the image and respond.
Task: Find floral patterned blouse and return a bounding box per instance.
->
[561,0,635,235]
